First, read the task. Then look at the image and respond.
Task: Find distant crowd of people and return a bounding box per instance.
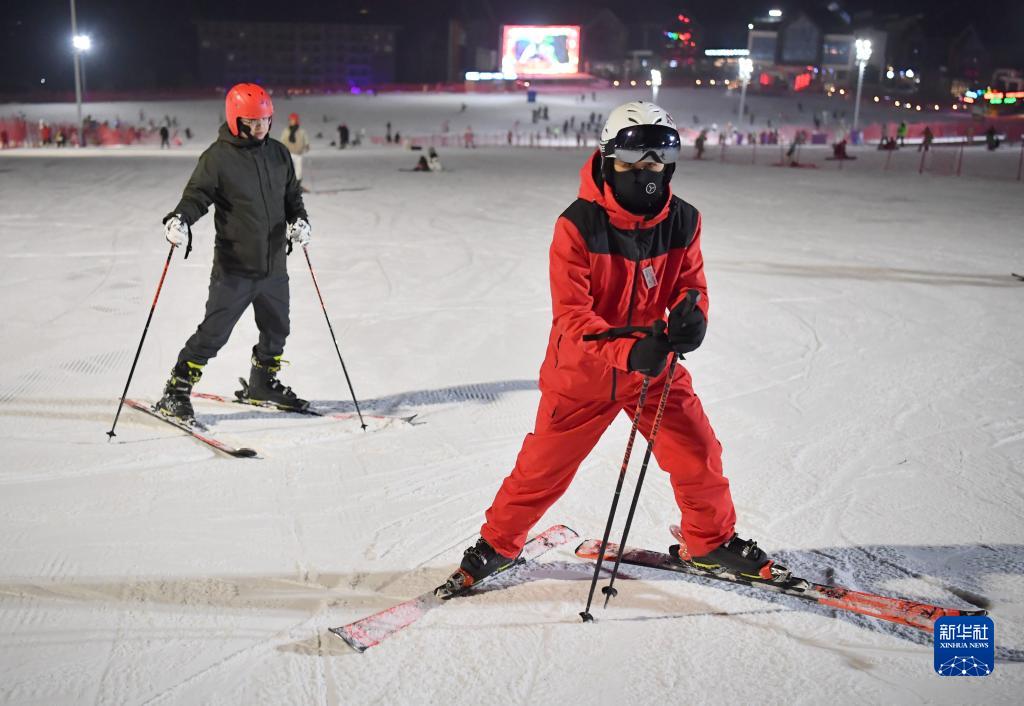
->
[0,111,192,149]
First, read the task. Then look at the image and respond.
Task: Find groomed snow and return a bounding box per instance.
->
[1,89,1022,705]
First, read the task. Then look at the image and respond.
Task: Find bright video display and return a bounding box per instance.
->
[501,25,581,76]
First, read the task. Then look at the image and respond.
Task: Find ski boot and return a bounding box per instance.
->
[670,534,791,584]
[237,349,309,412]
[154,360,204,425]
[436,538,519,597]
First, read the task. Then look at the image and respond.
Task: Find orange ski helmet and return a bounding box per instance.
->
[225,83,274,136]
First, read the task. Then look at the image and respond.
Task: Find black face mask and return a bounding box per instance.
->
[611,168,665,215]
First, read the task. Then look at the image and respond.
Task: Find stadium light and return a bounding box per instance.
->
[70,0,88,146]
[651,69,662,101]
[853,38,872,135]
[769,9,783,18]
[855,38,872,63]
[737,57,753,127]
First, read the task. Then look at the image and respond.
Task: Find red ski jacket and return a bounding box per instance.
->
[538,152,709,401]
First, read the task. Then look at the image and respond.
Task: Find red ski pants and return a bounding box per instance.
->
[481,368,736,559]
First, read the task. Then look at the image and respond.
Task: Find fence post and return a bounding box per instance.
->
[956,141,965,177]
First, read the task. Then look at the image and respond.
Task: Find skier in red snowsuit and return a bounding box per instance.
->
[442,101,783,593]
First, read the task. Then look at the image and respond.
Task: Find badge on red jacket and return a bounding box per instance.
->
[642,264,658,289]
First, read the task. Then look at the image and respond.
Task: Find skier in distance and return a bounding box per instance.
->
[156,83,311,423]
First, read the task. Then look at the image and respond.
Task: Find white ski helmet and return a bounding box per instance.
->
[599,100,679,160]
[598,100,681,190]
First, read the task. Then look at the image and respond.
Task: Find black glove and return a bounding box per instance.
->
[667,291,706,355]
[627,331,673,377]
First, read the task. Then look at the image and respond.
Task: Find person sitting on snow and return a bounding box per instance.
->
[427,147,443,172]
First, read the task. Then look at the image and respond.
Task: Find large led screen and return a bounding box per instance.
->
[501,25,581,76]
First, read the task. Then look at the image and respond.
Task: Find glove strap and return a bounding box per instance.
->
[184,222,193,260]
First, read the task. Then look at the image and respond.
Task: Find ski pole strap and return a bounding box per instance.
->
[287,239,293,256]
[184,223,193,260]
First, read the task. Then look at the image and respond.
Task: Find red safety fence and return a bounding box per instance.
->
[705,137,1024,182]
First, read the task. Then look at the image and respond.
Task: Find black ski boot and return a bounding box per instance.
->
[670,534,790,583]
[238,349,308,412]
[154,360,204,425]
[436,538,519,596]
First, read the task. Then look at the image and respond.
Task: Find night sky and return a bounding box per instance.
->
[1,0,1021,94]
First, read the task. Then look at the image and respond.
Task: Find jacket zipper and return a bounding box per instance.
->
[612,222,644,402]
[253,147,272,277]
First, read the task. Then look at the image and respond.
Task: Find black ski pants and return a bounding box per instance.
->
[177,270,289,366]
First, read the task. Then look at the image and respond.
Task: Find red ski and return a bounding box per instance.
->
[192,390,418,426]
[330,524,578,652]
[124,398,258,458]
[575,537,986,632]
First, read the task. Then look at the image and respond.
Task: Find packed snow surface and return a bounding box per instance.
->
[1,90,1022,705]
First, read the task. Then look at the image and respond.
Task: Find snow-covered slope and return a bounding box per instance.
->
[0,94,1022,705]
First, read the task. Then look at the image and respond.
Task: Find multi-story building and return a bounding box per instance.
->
[746,8,886,90]
[196,21,397,89]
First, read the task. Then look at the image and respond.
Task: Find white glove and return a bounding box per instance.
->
[164,215,188,247]
[287,218,311,246]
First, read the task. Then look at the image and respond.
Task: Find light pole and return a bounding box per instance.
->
[853,38,872,138]
[651,69,662,103]
[737,57,753,125]
[70,0,90,146]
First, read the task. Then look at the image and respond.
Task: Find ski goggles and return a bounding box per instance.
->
[607,124,681,164]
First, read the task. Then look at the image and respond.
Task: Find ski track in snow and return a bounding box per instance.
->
[2,90,1023,704]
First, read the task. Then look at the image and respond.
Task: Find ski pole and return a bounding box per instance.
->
[602,353,680,607]
[580,375,650,623]
[302,244,368,430]
[107,243,177,439]
[601,291,700,607]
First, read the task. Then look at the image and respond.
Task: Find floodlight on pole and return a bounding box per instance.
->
[853,38,872,137]
[69,0,87,146]
[651,69,662,101]
[855,38,872,63]
[737,58,753,126]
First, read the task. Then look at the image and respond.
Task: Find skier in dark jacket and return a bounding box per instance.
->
[156,83,311,423]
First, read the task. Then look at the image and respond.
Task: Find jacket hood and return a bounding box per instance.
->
[577,150,673,230]
[218,122,266,148]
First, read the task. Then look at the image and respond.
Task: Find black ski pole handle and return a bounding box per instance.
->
[582,320,665,342]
